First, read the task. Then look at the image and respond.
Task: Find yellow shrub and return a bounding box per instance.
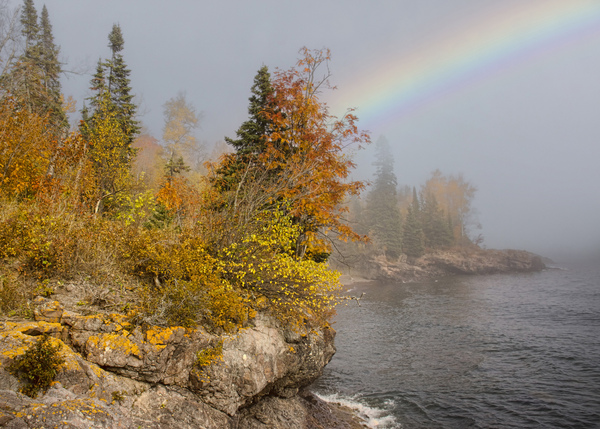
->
[219,209,341,329]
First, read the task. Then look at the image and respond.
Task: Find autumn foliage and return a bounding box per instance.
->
[212,48,369,260]
[1,40,368,333]
[0,97,54,197]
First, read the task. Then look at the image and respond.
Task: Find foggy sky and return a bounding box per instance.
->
[15,0,600,258]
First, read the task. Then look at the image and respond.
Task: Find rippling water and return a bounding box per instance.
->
[312,261,600,428]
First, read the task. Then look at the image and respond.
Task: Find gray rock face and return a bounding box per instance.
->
[191,314,335,416]
[0,305,339,428]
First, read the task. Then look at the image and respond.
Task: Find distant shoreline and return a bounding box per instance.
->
[336,247,545,283]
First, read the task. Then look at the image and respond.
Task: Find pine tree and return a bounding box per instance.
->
[402,187,425,258]
[365,136,403,260]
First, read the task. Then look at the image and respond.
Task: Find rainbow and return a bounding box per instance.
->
[333,0,600,133]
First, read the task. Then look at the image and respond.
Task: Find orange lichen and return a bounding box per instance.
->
[87,333,142,358]
[145,326,182,345]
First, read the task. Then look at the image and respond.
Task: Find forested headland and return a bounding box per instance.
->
[0,3,376,426]
[0,2,371,331]
[333,137,544,281]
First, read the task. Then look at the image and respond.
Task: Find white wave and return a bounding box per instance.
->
[545,265,569,271]
[314,392,401,429]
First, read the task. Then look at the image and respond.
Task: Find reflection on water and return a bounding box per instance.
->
[313,264,600,428]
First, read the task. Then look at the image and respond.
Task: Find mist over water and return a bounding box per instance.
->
[313,263,600,428]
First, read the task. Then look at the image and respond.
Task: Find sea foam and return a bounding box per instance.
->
[314,392,400,428]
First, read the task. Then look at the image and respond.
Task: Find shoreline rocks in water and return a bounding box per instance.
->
[0,298,364,428]
[352,248,545,282]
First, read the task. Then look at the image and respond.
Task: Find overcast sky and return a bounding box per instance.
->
[14,0,600,258]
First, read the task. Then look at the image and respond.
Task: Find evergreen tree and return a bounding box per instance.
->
[84,24,139,145]
[365,136,402,260]
[225,65,276,155]
[1,1,66,132]
[106,24,139,143]
[20,0,38,51]
[402,187,425,258]
[38,5,66,130]
[80,59,105,138]
[80,25,139,214]
[213,65,277,192]
[88,60,105,106]
[2,0,43,108]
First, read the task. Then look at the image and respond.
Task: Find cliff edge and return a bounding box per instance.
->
[0,298,363,428]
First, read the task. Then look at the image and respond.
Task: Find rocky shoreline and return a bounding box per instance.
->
[348,248,546,283]
[0,248,544,428]
[0,297,366,428]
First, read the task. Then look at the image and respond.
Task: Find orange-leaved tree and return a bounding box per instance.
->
[212,48,370,260]
[422,169,478,244]
[262,47,370,259]
[0,96,55,198]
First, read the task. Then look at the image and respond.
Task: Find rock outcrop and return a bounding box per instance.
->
[358,248,545,282]
[0,298,354,428]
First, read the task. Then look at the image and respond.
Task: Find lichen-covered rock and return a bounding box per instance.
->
[0,388,130,429]
[191,314,336,416]
[0,307,340,428]
[32,297,64,323]
[129,385,230,429]
[60,310,213,386]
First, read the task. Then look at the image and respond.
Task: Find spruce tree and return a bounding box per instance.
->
[81,24,139,214]
[106,24,139,143]
[214,66,276,191]
[1,1,66,132]
[38,5,67,131]
[365,136,403,260]
[89,60,106,102]
[225,65,276,155]
[84,24,139,145]
[2,0,43,109]
[20,0,38,52]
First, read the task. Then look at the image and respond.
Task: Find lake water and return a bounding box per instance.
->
[311,261,600,428]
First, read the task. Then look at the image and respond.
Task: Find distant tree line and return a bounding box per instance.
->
[343,137,480,262]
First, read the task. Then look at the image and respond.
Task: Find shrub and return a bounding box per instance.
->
[193,340,224,383]
[218,209,342,329]
[8,334,65,397]
[131,228,252,330]
[0,272,27,315]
